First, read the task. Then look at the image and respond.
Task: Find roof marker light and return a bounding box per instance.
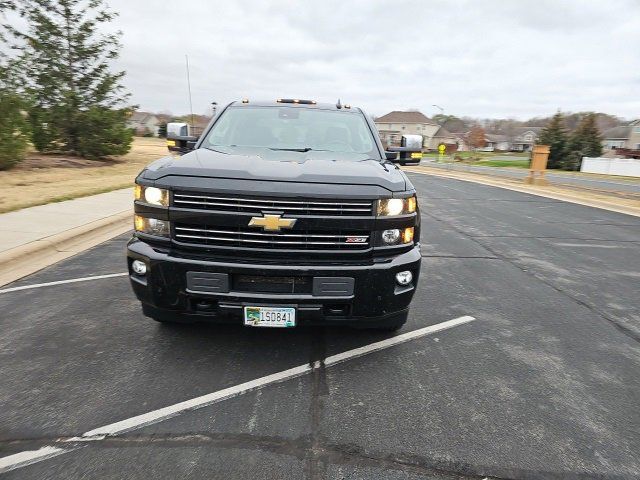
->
[277,99,316,105]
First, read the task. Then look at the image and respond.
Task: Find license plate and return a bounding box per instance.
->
[410,152,423,159]
[244,306,296,328]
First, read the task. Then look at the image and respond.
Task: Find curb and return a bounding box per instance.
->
[403,166,640,218]
[0,210,132,287]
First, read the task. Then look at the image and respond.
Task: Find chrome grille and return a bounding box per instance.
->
[174,224,370,251]
[173,192,373,216]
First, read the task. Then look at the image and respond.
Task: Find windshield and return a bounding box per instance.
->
[203,106,379,159]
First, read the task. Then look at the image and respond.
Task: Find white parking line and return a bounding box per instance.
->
[0,446,68,474]
[0,273,128,295]
[0,315,475,473]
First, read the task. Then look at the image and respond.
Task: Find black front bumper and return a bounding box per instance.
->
[127,239,421,327]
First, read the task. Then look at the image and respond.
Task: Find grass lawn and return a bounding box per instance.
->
[0,137,167,213]
[477,159,530,168]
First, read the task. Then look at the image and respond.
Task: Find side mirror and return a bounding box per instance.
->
[385,151,399,161]
[167,135,199,154]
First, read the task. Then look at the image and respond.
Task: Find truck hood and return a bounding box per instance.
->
[140,147,407,192]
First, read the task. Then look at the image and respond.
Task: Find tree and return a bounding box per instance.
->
[157,122,168,138]
[468,125,486,149]
[565,113,602,170]
[0,85,30,170]
[5,0,133,158]
[538,112,568,169]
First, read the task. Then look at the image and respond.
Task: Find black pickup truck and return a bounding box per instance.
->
[127,99,421,330]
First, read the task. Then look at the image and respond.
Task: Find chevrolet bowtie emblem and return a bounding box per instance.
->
[248,214,297,232]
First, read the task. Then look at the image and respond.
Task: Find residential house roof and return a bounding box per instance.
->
[375,111,438,125]
[485,134,509,143]
[602,126,632,139]
[432,126,453,138]
[513,127,543,136]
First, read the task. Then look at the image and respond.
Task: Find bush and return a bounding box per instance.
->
[0,92,30,170]
[75,107,134,159]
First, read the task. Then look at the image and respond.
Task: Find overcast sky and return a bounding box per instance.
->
[106,0,639,120]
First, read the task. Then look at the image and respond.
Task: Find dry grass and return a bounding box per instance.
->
[0,137,167,213]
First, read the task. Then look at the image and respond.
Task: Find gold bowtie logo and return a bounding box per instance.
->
[248,214,297,232]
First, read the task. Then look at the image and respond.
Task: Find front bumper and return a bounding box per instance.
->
[127,239,421,326]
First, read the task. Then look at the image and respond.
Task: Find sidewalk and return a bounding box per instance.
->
[0,188,132,286]
[404,165,640,218]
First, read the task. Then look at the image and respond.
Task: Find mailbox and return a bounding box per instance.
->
[525,144,550,185]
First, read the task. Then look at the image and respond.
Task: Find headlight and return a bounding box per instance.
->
[135,185,169,207]
[134,215,170,237]
[377,196,417,216]
[379,227,414,245]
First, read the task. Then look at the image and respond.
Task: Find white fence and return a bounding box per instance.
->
[580,157,640,177]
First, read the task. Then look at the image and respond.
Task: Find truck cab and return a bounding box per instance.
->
[128,99,421,330]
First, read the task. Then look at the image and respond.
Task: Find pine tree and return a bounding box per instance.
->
[157,122,168,138]
[565,113,603,170]
[5,0,133,158]
[0,78,30,170]
[538,111,568,169]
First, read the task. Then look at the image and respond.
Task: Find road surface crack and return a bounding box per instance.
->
[306,327,329,480]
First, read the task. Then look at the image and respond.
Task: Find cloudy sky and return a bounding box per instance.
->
[106,0,639,120]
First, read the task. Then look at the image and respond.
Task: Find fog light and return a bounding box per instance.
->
[382,229,400,244]
[132,260,147,275]
[396,270,412,286]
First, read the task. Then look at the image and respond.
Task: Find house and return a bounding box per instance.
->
[510,127,542,152]
[374,111,440,149]
[127,112,160,136]
[428,126,459,151]
[602,120,640,151]
[452,132,471,151]
[483,134,510,152]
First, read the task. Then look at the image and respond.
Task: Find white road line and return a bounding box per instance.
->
[82,363,313,437]
[324,315,476,367]
[553,243,625,249]
[0,315,475,473]
[0,273,128,294]
[0,446,68,474]
[84,315,475,437]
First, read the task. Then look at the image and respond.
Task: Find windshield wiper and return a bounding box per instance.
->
[269,147,326,152]
[204,146,230,154]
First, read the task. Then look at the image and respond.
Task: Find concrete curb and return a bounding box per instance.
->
[0,210,132,287]
[404,166,640,218]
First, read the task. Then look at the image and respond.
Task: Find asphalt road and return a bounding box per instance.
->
[421,160,640,195]
[1,173,639,479]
